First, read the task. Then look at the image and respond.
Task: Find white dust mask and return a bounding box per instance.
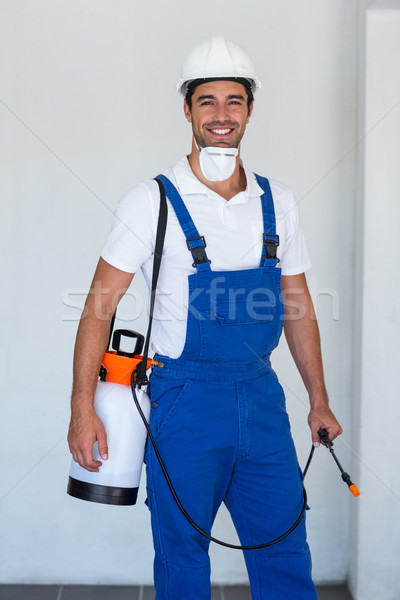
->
[198,146,239,182]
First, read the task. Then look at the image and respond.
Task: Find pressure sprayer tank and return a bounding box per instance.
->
[67,329,156,506]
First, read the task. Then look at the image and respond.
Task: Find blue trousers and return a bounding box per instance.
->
[145,357,317,600]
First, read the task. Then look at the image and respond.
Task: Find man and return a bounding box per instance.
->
[68,36,342,599]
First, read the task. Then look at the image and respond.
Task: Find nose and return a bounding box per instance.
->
[215,101,229,123]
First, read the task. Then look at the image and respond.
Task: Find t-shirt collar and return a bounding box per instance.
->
[171,156,264,203]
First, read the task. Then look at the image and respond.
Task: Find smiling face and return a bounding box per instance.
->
[184,80,253,149]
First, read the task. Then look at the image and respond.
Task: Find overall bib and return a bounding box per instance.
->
[145,174,317,600]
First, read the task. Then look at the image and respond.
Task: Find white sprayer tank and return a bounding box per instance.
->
[67,330,154,506]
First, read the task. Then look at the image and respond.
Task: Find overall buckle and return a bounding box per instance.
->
[186,236,211,268]
[262,233,280,262]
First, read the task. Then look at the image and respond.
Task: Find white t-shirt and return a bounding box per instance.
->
[101,157,311,358]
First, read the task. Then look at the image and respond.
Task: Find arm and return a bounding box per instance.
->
[67,257,135,471]
[281,272,342,445]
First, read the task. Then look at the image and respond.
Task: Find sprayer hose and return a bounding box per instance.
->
[131,373,314,550]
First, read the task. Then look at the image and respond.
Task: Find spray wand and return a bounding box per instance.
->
[315,429,360,497]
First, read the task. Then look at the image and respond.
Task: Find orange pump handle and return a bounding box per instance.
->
[101,351,158,386]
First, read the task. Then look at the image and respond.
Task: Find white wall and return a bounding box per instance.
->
[349,2,400,599]
[0,1,357,585]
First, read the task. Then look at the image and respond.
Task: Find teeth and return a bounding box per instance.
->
[211,128,231,134]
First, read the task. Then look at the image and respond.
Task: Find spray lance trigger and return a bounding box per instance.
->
[317,429,360,497]
[317,428,332,448]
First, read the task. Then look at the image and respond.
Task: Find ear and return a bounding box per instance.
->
[183,99,192,123]
[246,100,254,124]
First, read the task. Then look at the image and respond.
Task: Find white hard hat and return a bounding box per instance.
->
[177,35,261,96]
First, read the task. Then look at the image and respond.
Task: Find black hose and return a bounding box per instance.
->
[303,445,315,478]
[131,372,314,550]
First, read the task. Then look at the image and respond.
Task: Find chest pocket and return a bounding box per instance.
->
[198,286,283,363]
[211,290,278,325]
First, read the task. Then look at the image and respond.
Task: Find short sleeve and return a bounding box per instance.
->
[100,181,158,273]
[272,182,312,276]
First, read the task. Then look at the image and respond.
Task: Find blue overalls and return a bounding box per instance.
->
[145,174,317,600]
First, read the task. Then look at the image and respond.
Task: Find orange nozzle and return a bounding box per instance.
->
[349,484,360,497]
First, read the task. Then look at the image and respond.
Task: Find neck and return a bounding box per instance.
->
[187,138,246,201]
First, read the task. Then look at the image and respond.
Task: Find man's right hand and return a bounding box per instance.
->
[67,405,108,472]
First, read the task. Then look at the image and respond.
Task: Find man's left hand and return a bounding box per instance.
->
[308,403,343,447]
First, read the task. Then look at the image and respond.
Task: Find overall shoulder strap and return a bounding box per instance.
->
[254,173,280,266]
[156,174,211,272]
[105,178,169,387]
[135,178,168,386]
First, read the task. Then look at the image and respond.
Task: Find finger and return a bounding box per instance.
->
[310,422,321,448]
[97,429,109,461]
[68,439,82,464]
[79,447,101,472]
[84,455,102,471]
[328,424,343,441]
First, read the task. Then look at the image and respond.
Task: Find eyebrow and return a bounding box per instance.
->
[226,94,246,100]
[195,94,246,102]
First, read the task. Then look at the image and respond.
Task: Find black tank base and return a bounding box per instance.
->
[67,477,138,506]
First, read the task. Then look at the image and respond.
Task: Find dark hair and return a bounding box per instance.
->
[185,78,254,112]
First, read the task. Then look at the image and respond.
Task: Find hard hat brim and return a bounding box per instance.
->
[177,76,261,96]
